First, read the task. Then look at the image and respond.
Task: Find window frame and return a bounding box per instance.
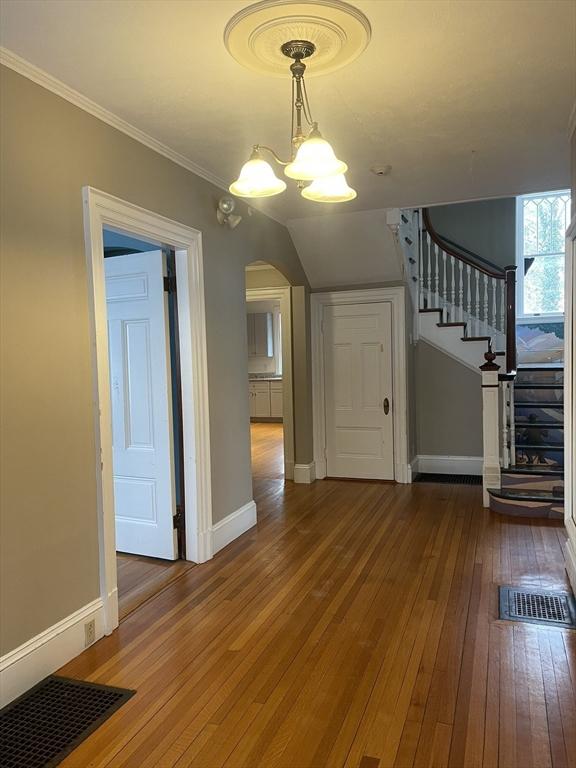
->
[516,189,570,321]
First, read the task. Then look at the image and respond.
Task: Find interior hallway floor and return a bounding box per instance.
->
[61,472,574,767]
[117,553,196,621]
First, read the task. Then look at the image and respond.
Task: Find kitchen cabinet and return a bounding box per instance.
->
[248,379,283,420]
[247,312,273,357]
[270,381,283,417]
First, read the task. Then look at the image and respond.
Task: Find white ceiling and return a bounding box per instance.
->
[1,0,574,226]
[287,208,402,288]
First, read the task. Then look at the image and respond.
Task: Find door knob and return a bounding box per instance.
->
[383,398,390,415]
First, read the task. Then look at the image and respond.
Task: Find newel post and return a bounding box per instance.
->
[480,347,501,507]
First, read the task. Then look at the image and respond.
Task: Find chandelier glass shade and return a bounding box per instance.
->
[228,149,287,198]
[301,172,357,203]
[229,40,356,204]
[284,128,347,181]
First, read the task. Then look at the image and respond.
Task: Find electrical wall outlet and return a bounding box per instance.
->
[84,619,96,647]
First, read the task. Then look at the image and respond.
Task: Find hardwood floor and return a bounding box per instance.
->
[250,422,284,480]
[117,553,196,621]
[59,472,575,767]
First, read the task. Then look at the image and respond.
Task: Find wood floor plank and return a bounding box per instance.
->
[55,426,575,768]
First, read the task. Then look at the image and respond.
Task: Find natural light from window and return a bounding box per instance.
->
[517,190,571,317]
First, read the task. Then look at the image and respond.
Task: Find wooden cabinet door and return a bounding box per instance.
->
[253,382,271,417]
[248,384,257,417]
[270,382,283,417]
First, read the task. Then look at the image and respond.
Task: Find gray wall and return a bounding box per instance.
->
[428,197,516,270]
[245,265,289,289]
[415,343,483,457]
[0,66,310,654]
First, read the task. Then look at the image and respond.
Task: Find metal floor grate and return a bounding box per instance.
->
[414,473,482,485]
[0,676,134,768]
[499,586,576,628]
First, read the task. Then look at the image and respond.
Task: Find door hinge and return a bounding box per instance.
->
[164,275,177,293]
[173,506,184,530]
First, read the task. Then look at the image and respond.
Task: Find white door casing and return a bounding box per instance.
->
[84,188,212,636]
[105,251,178,560]
[323,302,394,479]
[311,287,410,484]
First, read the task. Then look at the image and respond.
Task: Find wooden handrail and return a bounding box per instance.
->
[422,208,506,279]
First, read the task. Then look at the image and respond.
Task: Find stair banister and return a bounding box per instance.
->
[480,348,502,506]
[421,208,516,374]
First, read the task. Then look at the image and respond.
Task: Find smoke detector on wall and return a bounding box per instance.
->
[371,165,392,177]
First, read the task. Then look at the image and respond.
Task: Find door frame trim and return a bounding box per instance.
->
[311,287,410,483]
[83,187,212,635]
[246,287,295,479]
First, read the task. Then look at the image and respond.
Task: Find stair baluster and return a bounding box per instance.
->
[419,227,424,309]
[426,232,432,309]
[475,272,480,336]
[466,264,472,326]
[502,381,510,469]
[434,242,440,306]
[491,277,497,331]
[483,273,489,336]
[458,261,464,322]
[442,251,451,320]
[509,383,516,467]
[450,254,456,311]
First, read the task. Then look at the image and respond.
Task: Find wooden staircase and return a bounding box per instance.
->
[488,366,564,519]
[396,208,565,520]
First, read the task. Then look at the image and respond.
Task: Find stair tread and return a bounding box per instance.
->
[489,487,564,502]
[518,364,564,371]
[515,383,563,389]
[504,465,564,476]
[514,443,564,450]
[437,322,466,328]
[515,401,564,407]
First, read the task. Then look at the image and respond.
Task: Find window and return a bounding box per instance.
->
[517,190,571,317]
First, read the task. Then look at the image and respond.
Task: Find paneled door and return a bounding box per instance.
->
[323,302,394,479]
[105,251,178,560]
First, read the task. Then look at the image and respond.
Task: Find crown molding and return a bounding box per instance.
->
[0,47,287,225]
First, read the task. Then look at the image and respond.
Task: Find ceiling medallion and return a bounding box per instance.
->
[224,0,371,77]
[226,1,369,203]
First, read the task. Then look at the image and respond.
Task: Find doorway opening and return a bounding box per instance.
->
[84,188,212,636]
[245,262,294,492]
[103,228,195,619]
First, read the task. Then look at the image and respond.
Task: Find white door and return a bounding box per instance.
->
[105,251,178,560]
[324,302,394,479]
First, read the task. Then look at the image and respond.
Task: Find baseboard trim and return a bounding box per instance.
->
[0,598,104,707]
[565,537,576,596]
[407,457,419,483]
[415,455,483,475]
[294,462,316,484]
[212,500,257,555]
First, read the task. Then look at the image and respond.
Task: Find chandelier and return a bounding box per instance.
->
[229,40,356,204]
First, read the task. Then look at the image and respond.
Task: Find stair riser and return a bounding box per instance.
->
[516,371,564,385]
[515,407,564,424]
[516,427,564,446]
[501,475,564,493]
[489,495,564,520]
[514,392,563,404]
[515,447,563,468]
